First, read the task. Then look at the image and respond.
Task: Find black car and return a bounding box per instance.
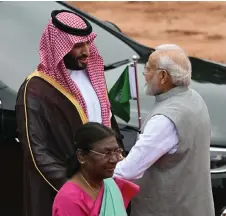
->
[0,1,226,216]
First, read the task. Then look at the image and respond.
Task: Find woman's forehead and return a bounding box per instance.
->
[92,136,118,150]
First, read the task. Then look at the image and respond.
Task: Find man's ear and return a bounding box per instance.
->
[160,70,168,84]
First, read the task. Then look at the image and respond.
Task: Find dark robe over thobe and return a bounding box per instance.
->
[16,71,124,216]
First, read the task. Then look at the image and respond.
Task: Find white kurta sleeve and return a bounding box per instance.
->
[114,115,179,180]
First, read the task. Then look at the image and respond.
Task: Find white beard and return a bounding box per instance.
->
[144,83,155,96]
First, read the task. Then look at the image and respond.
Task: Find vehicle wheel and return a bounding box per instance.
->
[104,21,122,32]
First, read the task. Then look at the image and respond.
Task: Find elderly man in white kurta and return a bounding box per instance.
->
[114,44,215,216]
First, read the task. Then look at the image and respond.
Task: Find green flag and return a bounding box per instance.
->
[108,66,132,123]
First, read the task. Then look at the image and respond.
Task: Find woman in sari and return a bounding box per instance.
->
[52,122,139,216]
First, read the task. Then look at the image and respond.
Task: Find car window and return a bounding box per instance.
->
[0,1,139,92]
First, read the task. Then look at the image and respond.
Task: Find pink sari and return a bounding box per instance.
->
[52,177,139,216]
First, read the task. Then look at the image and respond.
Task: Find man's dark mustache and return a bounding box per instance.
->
[77,54,88,59]
[63,53,88,70]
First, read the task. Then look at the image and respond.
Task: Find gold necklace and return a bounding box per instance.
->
[80,172,99,195]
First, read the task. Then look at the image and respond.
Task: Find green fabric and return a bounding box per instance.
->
[99,178,127,216]
[108,66,132,123]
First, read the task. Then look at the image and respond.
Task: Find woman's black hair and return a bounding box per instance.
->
[66,122,115,178]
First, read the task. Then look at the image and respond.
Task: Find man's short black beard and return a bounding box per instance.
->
[63,53,87,70]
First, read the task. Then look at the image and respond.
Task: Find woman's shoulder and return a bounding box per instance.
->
[53,182,89,216]
[55,181,84,203]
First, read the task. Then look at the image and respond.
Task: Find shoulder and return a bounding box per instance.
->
[16,74,49,106]
[54,182,84,202]
[24,72,65,107]
[53,182,86,215]
[26,75,54,97]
